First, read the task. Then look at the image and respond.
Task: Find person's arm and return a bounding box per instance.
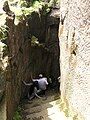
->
[46,81,48,85]
[45,78,48,85]
[35,93,41,99]
[22,80,33,86]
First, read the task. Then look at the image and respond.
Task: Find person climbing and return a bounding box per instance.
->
[22,80,42,100]
[22,74,48,100]
[29,81,42,100]
[33,74,48,97]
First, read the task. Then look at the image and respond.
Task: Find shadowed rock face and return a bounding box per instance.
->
[0,69,5,103]
[28,11,46,43]
[4,4,60,120]
[6,17,30,120]
[27,8,60,80]
[0,42,6,120]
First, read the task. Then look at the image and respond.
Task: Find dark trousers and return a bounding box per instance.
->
[37,90,46,96]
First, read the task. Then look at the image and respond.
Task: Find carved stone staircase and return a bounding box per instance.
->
[22,90,72,120]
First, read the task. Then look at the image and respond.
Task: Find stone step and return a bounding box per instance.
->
[22,91,73,120]
[25,99,68,120]
[24,99,61,115]
[23,91,73,120]
[24,95,60,109]
[26,112,69,120]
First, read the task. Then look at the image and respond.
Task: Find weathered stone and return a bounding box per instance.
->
[59,0,90,119]
[5,4,60,119]
[0,73,5,102]
[0,42,6,104]
[0,52,6,120]
[28,11,46,43]
[47,8,60,26]
[0,98,6,120]
[5,12,31,119]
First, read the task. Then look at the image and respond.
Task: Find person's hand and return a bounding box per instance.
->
[22,80,26,84]
[22,80,33,86]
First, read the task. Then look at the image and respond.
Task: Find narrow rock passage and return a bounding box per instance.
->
[21,90,73,120]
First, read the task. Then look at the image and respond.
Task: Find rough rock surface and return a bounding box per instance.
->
[0,98,6,120]
[59,0,90,119]
[5,4,60,120]
[0,36,6,120]
[0,43,5,102]
[21,90,72,120]
[27,8,60,80]
[6,15,31,120]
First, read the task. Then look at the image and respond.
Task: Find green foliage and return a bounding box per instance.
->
[31,36,39,46]
[48,0,60,7]
[20,0,41,7]
[19,0,29,7]
[31,36,45,48]
[0,25,8,58]
[1,0,53,23]
[0,25,8,40]
[2,45,8,58]
[13,107,22,120]
[10,0,51,23]
[21,1,50,16]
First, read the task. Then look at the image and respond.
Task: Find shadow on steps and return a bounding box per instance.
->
[20,89,61,120]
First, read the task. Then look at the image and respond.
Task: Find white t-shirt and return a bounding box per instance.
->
[33,77,48,90]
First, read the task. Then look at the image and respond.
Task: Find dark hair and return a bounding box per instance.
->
[33,81,39,90]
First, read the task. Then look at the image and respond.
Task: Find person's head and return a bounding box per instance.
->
[58,76,61,82]
[39,74,43,78]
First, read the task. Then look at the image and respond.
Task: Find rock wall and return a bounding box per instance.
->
[59,0,90,119]
[6,15,31,120]
[0,43,6,120]
[5,2,60,120]
[28,8,60,80]
[0,22,6,120]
